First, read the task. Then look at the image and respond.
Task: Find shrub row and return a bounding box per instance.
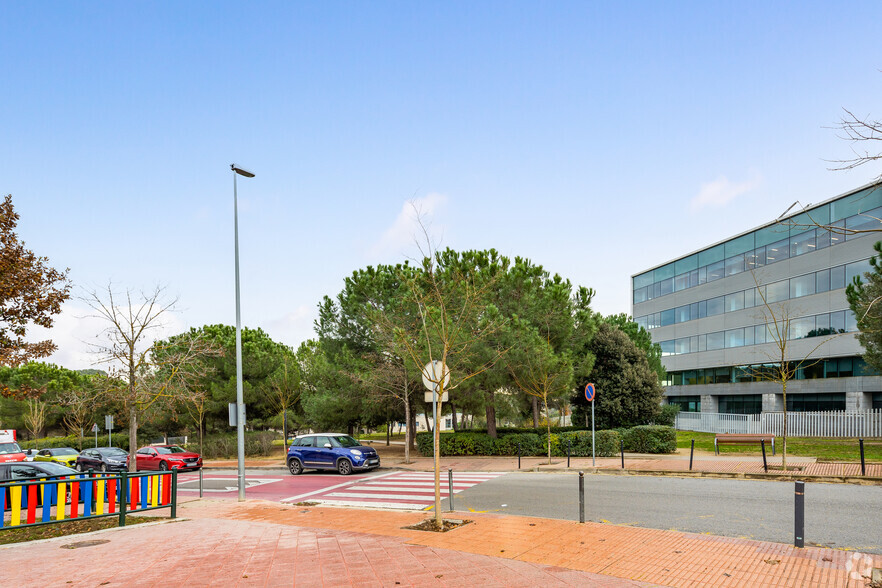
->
[415,425,675,457]
[19,430,282,459]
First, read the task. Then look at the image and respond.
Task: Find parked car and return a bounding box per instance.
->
[22,448,39,461]
[34,447,80,468]
[75,447,129,472]
[0,461,80,508]
[0,461,79,482]
[286,433,380,475]
[0,441,26,463]
[135,445,202,471]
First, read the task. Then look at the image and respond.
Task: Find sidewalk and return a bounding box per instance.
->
[2,498,879,587]
[205,448,882,483]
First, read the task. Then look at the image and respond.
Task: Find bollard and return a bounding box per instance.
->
[761,439,768,473]
[794,481,805,548]
[171,469,178,519]
[860,439,866,476]
[578,471,585,523]
[620,440,625,469]
[119,470,128,527]
[567,440,571,468]
[199,467,204,498]
[689,439,694,471]
[448,469,454,512]
[518,443,521,470]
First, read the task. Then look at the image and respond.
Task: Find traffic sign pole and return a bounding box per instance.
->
[585,383,596,467]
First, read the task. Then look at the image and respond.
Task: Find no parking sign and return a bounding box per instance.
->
[584,383,595,402]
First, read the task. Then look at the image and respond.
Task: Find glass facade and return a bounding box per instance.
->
[635,260,869,331]
[633,185,882,304]
[657,310,857,357]
[718,394,762,414]
[665,357,876,386]
[667,395,700,412]
[786,393,846,412]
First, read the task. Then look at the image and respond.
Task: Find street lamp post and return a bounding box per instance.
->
[232,163,254,502]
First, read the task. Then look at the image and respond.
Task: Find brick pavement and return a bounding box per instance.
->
[2,498,880,587]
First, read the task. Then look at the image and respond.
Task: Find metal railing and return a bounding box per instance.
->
[675,409,882,437]
[1,470,177,530]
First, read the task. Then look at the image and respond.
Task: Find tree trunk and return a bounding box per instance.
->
[424,411,432,433]
[404,393,411,464]
[532,397,540,428]
[782,380,787,470]
[128,405,138,472]
[386,420,390,445]
[450,399,459,431]
[347,423,354,436]
[486,389,497,438]
[544,396,552,465]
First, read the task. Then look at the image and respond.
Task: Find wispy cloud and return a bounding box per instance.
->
[691,174,761,211]
[370,193,448,259]
[263,305,314,348]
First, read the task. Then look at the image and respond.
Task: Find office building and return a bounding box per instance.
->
[632,181,882,415]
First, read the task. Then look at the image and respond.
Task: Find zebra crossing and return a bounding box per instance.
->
[283,471,505,510]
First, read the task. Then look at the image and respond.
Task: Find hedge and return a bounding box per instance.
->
[620,425,677,454]
[20,433,130,452]
[414,426,677,458]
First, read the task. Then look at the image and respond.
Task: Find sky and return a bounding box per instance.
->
[3,1,882,370]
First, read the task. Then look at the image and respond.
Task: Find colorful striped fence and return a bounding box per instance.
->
[0,470,177,531]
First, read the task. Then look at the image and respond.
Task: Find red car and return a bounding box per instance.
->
[135,445,202,471]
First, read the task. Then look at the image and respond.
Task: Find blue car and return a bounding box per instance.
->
[286,434,380,475]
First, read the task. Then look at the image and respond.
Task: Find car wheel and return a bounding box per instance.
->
[100,464,107,473]
[159,461,169,471]
[288,459,303,476]
[76,463,83,472]
[337,458,353,476]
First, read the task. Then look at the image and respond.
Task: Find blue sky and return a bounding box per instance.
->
[3,2,882,369]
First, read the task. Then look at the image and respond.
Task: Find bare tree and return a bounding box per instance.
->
[749,272,841,469]
[22,397,47,441]
[392,217,509,527]
[508,329,573,464]
[83,283,206,470]
[262,351,301,450]
[829,108,882,179]
[58,381,98,450]
[358,350,415,464]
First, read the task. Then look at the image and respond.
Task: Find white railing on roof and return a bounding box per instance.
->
[675,409,882,437]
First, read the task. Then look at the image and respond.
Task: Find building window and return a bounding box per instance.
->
[668,396,701,412]
[718,394,762,415]
[444,418,452,428]
[786,393,846,412]
[873,393,882,410]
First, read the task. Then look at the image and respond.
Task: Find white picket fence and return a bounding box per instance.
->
[675,409,882,437]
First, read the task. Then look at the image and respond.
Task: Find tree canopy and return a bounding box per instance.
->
[0,195,70,370]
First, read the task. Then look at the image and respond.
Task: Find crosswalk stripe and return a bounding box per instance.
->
[326,492,448,501]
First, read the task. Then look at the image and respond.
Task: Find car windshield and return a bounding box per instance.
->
[331,436,361,448]
[156,446,187,454]
[52,448,78,456]
[100,448,128,457]
[0,442,23,455]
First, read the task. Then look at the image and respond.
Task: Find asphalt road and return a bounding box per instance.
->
[443,472,882,554]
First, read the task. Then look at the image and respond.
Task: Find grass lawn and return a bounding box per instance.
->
[676,431,882,462]
[0,515,163,545]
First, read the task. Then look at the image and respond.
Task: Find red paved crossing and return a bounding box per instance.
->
[282,470,505,510]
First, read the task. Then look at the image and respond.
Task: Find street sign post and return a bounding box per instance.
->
[422,360,450,521]
[91,423,99,448]
[585,383,596,467]
[105,415,113,447]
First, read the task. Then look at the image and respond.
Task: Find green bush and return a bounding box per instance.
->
[545,430,619,457]
[495,433,542,456]
[655,404,680,427]
[621,425,676,454]
[21,433,130,452]
[197,431,280,459]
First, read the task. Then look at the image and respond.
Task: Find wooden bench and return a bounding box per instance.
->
[714,433,775,455]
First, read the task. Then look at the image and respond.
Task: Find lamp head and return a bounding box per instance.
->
[231,164,255,178]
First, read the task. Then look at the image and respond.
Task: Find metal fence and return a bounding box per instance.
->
[675,409,882,437]
[1,470,177,530]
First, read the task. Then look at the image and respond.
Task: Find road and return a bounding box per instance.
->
[444,472,882,554]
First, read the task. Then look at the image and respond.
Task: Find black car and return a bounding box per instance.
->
[0,461,79,482]
[75,447,129,472]
[0,461,80,508]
